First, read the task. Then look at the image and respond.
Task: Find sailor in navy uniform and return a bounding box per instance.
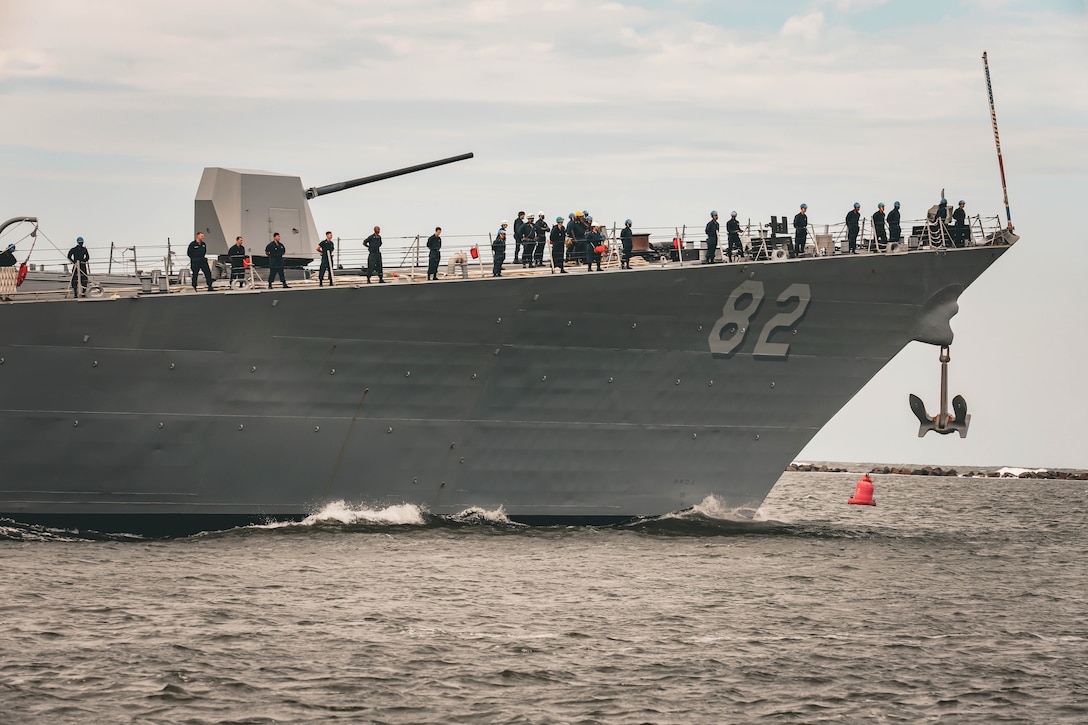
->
[317,231,335,286]
[532,212,548,268]
[265,232,288,288]
[492,228,506,277]
[228,236,247,285]
[363,226,383,283]
[187,232,214,291]
[872,203,888,252]
[793,204,808,258]
[426,227,442,281]
[888,201,902,244]
[704,211,720,264]
[512,211,527,265]
[845,203,861,253]
[952,200,968,247]
[68,237,91,297]
[550,217,567,273]
[726,212,742,262]
[586,224,604,271]
[620,219,633,269]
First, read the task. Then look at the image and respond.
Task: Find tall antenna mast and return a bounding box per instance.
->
[982,51,1013,230]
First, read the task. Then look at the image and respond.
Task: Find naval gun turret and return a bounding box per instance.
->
[194,153,473,266]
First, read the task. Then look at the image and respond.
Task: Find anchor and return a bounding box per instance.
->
[909,345,970,437]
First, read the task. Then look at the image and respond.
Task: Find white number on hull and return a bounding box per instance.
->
[707,280,764,356]
[708,281,811,359]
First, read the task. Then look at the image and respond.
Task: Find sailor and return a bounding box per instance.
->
[550,216,567,273]
[620,219,633,269]
[186,232,213,292]
[426,226,442,281]
[872,203,888,252]
[726,212,742,262]
[705,211,720,264]
[586,224,604,271]
[317,231,335,286]
[512,211,527,265]
[953,200,968,247]
[0,243,15,267]
[792,204,808,258]
[228,236,247,285]
[265,232,288,289]
[569,211,588,269]
[888,201,902,244]
[845,203,861,254]
[363,226,384,283]
[532,212,548,268]
[491,227,507,277]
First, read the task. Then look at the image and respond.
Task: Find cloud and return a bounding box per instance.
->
[780,11,825,44]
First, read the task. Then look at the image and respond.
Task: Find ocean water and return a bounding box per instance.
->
[1,470,1086,724]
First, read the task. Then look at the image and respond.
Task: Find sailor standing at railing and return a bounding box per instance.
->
[492,227,507,277]
[228,236,247,285]
[426,227,442,281]
[512,211,527,266]
[952,200,968,247]
[726,212,742,262]
[792,204,808,258]
[317,231,335,286]
[888,201,902,245]
[704,211,720,264]
[532,212,549,268]
[845,203,861,254]
[550,217,567,273]
[620,219,633,269]
[872,203,888,252]
[265,232,288,289]
[68,236,90,297]
[187,232,214,292]
[363,226,384,283]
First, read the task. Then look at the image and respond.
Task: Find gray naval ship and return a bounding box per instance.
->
[0,155,1018,536]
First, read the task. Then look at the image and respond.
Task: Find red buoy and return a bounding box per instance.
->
[848,474,876,506]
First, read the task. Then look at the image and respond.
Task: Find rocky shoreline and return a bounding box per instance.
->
[788,463,1088,480]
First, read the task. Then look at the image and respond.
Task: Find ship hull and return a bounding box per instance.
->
[0,247,1009,535]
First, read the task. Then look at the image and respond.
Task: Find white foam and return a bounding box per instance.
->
[995,467,1048,478]
[659,495,759,522]
[449,505,521,526]
[255,500,428,529]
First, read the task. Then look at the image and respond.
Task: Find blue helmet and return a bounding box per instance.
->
[496,228,506,236]
[894,201,901,207]
[800,203,807,209]
[940,198,947,204]
[6,243,14,252]
[853,202,860,209]
[730,211,737,217]
[878,202,885,208]
[710,210,718,216]
[625,219,632,225]
[76,236,84,243]
[958,200,965,205]
[556,216,563,223]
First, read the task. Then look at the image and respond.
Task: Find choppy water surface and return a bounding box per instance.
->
[2,471,1086,724]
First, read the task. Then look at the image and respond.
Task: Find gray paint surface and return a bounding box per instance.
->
[0,246,1009,533]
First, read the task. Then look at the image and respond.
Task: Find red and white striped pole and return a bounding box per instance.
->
[983,51,1013,230]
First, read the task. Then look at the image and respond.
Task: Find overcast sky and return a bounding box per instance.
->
[2,0,1086,468]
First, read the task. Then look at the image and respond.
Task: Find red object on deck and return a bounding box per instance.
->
[848,474,876,506]
[470,245,479,259]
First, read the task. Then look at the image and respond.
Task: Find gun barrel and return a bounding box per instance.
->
[306,152,474,199]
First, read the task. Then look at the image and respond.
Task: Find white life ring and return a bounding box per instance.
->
[770,248,788,261]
